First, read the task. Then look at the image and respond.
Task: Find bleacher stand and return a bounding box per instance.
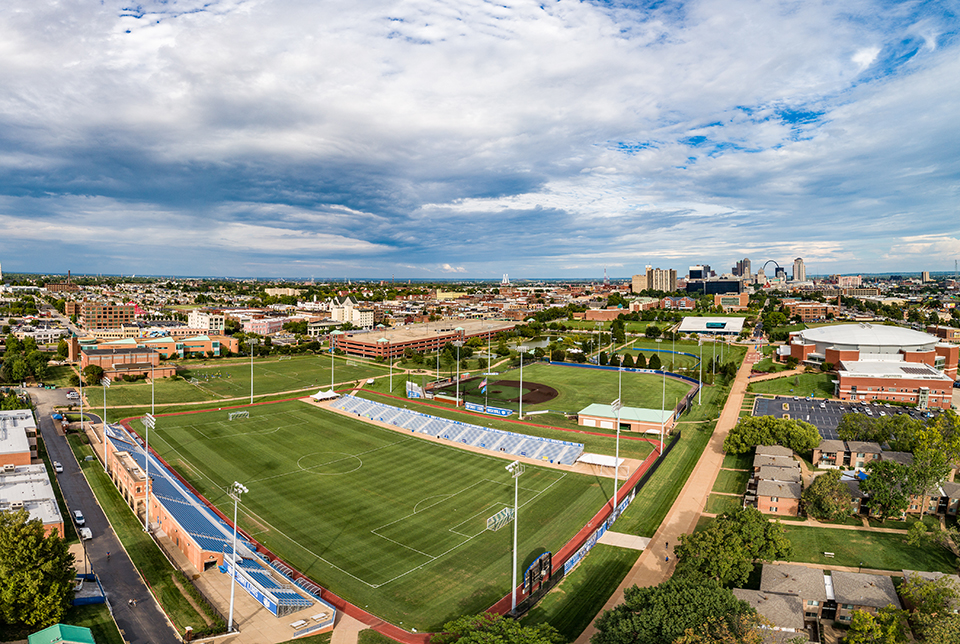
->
[107,424,326,618]
[330,395,584,465]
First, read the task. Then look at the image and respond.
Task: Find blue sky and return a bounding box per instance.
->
[1,0,958,279]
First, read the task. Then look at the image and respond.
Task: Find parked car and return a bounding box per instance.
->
[65,391,80,400]
[53,461,63,473]
[78,527,92,541]
[72,510,85,526]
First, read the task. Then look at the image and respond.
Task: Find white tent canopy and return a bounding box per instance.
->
[311,389,339,401]
[576,453,623,468]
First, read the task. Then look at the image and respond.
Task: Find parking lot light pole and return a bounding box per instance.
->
[143,409,155,532]
[101,377,111,473]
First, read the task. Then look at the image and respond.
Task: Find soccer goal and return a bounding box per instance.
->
[188,378,200,385]
[228,411,250,421]
[486,507,515,532]
[278,356,293,361]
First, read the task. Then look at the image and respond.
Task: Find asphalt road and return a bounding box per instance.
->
[753,395,943,440]
[30,388,179,644]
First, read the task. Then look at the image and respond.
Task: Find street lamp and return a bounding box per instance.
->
[227,481,249,633]
[378,337,393,394]
[519,346,528,418]
[101,376,111,473]
[506,460,524,612]
[248,339,258,404]
[660,355,666,454]
[698,336,703,404]
[452,341,463,406]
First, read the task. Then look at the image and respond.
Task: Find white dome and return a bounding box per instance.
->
[795,323,938,353]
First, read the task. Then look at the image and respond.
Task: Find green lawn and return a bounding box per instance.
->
[705,494,743,515]
[747,372,835,398]
[44,364,77,387]
[0,603,123,644]
[145,401,612,631]
[783,525,957,572]
[84,355,389,407]
[721,453,753,470]
[712,469,751,495]
[750,357,784,373]
[67,436,218,637]
[522,544,641,641]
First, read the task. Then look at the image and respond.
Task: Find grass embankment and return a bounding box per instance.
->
[66,435,220,637]
[0,604,124,644]
[705,495,743,515]
[711,469,750,495]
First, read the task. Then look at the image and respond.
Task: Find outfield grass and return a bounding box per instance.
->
[439,361,695,417]
[84,356,389,407]
[146,401,613,630]
[783,525,957,572]
[705,494,743,515]
[747,372,835,398]
[66,436,214,635]
[712,469,750,494]
[521,544,641,641]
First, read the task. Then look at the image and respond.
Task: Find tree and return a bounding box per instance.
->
[635,353,647,368]
[674,613,805,644]
[898,573,960,617]
[645,325,662,339]
[599,351,608,366]
[911,613,960,644]
[648,353,662,370]
[801,470,852,521]
[0,509,76,627]
[722,416,820,455]
[859,460,910,521]
[432,612,564,644]
[907,447,952,518]
[621,353,634,368]
[844,606,908,644]
[82,364,104,385]
[551,349,566,362]
[592,576,756,644]
[56,339,69,359]
[674,507,791,587]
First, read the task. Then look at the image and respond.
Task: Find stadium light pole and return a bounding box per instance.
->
[698,336,703,404]
[378,337,392,394]
[101,376,111,473]
[227,481,249,633]
[660,355,666,454]
[519,347,524,419]
[611,356,624,517]
[506,460,524,612]
[453,341,463,406]
[249,339,258,405]
[79,363,84,435]
[330,330,343,391]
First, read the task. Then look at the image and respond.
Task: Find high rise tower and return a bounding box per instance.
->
[793,257,806,282]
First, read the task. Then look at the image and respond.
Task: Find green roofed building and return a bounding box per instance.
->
[577,403,675,434]
[28,623,96,644]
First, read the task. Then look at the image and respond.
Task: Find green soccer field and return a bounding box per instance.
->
[146,401,613,629]
[85,356,388,407]
[435,362,694,417]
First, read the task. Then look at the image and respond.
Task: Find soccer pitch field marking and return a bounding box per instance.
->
[246,436,415,485]
[295,451,364,476]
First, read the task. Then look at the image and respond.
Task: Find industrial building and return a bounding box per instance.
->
[0,410,63,537]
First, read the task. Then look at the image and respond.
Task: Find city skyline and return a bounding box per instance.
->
[1,0,959,278]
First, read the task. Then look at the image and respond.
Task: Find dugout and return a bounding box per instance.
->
[577,403,675,434]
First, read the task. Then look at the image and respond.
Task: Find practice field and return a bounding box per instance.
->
[437,362,694,419]
[144,401,613,629]
[85,356,387,407]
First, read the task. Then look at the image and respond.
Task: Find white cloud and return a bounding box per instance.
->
[852,46,881,70]
[440,264,466,273]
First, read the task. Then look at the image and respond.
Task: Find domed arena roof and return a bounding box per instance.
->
[795,323,938,351]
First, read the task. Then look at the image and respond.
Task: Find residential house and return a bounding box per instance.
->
[832,571,901,624]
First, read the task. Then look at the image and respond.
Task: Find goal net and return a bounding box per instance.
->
[228,411,250,421]
[278,356,293,361]
[486,507,515,532]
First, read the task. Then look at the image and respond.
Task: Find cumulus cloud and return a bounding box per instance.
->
[0,0,957,276]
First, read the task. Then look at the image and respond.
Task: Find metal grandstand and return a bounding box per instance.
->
[105,423,335,622]
[330,395,584,465]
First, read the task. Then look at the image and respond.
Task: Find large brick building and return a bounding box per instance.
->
[334,319,515,359]
[80,301,136,329]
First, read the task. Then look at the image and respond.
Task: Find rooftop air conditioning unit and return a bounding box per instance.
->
[11,501,23,509]
[3,464,16,472]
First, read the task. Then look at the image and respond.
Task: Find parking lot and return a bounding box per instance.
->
[753,395,943,440]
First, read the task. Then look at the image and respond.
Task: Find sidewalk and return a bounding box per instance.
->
[575,348,756,643]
